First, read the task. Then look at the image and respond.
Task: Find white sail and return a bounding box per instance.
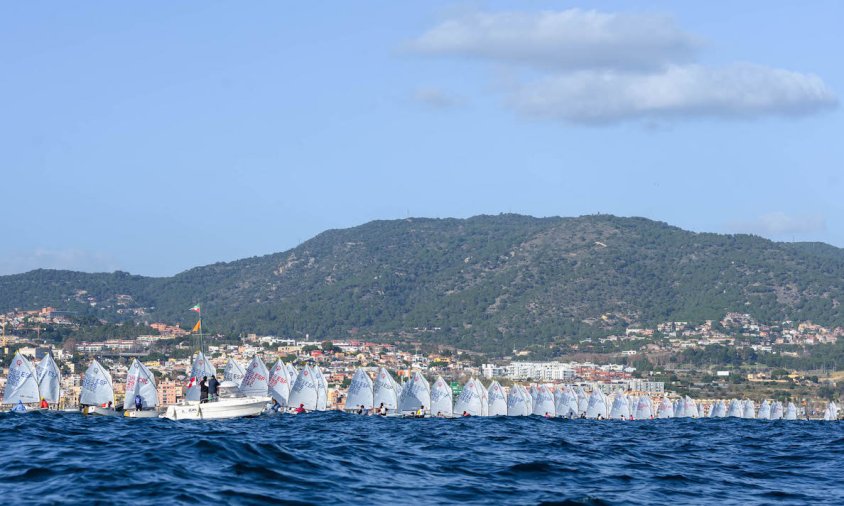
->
[3,352,40,404]
[657,397,674,418]
[710,400,727,418]
[635,396,653,420]
[185,352,216,402]
[586,387,608,419]
[454,378,484,416]
[682,396,698,418]
[528,384,539,407]
[286,364,298,384]
[223,358,246,386]
[240,356,270,397]
[312,365,328,411]
[742,400,756,419]
[532,384,556,417]
[757,400,771,420]
[487,380,507,416]
[372,368,399,411]
[770,401,784,420]
[35,354,61,404]
[80,359,114,407]
[346,368,374,411]
[477,379,489,417]
[726,399,742,417]
[627,396,637,417]
[824,401,838,421]
[288,365,318,410]
[125,359,158,408]
[398,372,431,415]
[576,386,588,415]
[507,385,530,416]
[784,402,798,420]
[609,392,630,419]
[555,386,579,418]
[430,375,453,417]
[268,360,291,406]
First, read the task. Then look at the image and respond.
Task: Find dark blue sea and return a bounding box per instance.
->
[1,412,842,505]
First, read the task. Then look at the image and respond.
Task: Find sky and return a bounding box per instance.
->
[1,1,842,276]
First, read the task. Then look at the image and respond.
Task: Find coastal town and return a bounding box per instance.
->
[1,306,841,413]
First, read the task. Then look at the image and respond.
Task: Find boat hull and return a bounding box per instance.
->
[83,406,119,417]
[124,409,160,418]
[162,397,270,420]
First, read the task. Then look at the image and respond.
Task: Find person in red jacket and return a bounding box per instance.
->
[39,398,49,409]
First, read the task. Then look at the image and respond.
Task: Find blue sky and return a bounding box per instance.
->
[1,1,841,276]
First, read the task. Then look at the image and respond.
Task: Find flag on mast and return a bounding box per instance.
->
[192,320,201,333]
[189,304,201,313]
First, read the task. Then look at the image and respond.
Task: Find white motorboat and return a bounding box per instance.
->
[162,396,269,420]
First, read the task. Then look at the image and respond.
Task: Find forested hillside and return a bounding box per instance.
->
[3,214,844,353]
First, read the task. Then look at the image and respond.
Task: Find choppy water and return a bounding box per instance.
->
[1,412,842,505]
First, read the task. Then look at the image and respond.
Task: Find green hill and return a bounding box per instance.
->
[3,214,844,352]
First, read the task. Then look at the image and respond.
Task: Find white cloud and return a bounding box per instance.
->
[410,9,699,71]
[412,87,465,109]
[0,248,121,275]
[512,64,838,123]
[409,9,838,124]
[729,212,826,237]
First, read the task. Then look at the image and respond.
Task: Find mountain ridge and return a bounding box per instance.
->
[3,214,844,353]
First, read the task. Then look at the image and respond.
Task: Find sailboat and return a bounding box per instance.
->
[657,397,674,418]
[454,378,484,416]
[123,359,159,418]
[742,400,756,419]
[635,396,654,420]
[287,365,319,412]
[727,399,743,418]
[757,400,771,420]
[312,365,329,411]
[2,352,41,412]
[506,384,530,416]
[223,358,246,386]
[784,402,798,420]
[372,367,399,414]
[585,387,608,419]
[823,401,839,421]
[239,356,270,397]
[398,371,430,416]
[80,359,117,416]
[770,401,784,420]
[609,391,630,420]
[532,384,556,417]
[35,353,61,407]
[709,400,726,418]
[487,380,508,416]
[429,375,453,417]
[268,360,291,408]
[345,368,375,412]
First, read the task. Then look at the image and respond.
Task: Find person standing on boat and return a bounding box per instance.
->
[200,376,209,403]
[208,375,219,402]
[134,394,143,412]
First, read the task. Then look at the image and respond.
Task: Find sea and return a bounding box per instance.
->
[1,412,842,505]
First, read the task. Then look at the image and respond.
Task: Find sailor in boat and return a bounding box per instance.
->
[356,404,369,415]
[462,411,470,417]
[200,376,209,403]
[208,375,220,401]
[294,403,306,414]
[377,403,387,416]
[415,405,425,418]
[270,399,282,413]
[40,398,49,410]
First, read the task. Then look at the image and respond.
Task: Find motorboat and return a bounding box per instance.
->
[162,381,269,420]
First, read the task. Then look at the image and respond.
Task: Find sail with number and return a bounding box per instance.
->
[268,360,291,406]
[286,364,298,384]
[430,375,453,417]
[586,387,608,419]
[288,365,318,411]
[609,392,630,419]
[487,381,507,416]
[125,359,158,409]
[635,396,654,420]
[240,356,270,397]
[223,358,246,386]
[532,384,556,417]
[3,352,40,405]
[35,354,61,405]
[312,365,328,411]
[80,359,114,407]
[657,397,674,418]
[346,368,374,411]
[398,372,430,415]
[507,385,530,416]
[373,368,399,411]
[454,378,483,416]
[186,352,216,402]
